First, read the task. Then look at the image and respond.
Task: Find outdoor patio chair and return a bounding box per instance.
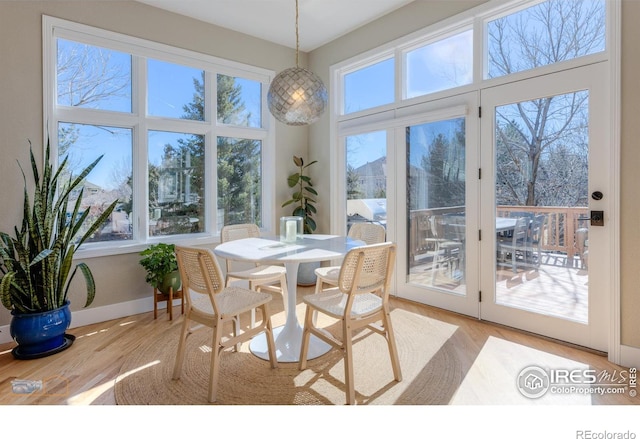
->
[299,242,402,405]
[430,215,465,282]
[525,214,546,268]
[172,245,277,403]
[220,223,288,327]
[497,216,529,273]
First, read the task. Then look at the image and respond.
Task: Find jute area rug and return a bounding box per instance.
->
[114,307,462,405]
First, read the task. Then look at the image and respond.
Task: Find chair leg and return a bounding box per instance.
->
[208,320,224,403]
[314,277,323,295]
[233,315,241,353]
[311,278,324,326]
[343,320,355,405]
[298,306,314,370]
[248,281,257,329]
[172,316,190,380]
[261,304,278,369]
[382,308,402,382]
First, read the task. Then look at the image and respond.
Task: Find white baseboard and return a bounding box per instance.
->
[620,344,640,368]
[0,296,175,345]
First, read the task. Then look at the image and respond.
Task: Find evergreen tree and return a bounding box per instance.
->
[156,73,262,228]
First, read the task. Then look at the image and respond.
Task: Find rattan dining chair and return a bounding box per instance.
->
[313,222,386,295]
[220,223,288,327]
[172,245,278,403]
[299,242,402,405]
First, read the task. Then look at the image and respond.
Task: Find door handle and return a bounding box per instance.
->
[590,210,604,226]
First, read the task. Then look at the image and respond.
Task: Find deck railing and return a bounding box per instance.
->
[408,205,589,266]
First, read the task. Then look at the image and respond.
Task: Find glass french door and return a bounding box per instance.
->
[396,93,480,317]
[479,63,610,352]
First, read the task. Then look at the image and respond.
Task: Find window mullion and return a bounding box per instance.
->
[135,54,148,242]
[206,71,217,234]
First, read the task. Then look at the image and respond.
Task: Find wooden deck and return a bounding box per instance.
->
[409,251,588,323]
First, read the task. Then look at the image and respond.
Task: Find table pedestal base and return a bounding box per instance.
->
[250,324,331,363]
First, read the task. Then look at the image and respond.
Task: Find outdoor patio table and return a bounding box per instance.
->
[213,234,364,362]
[495,217,518,233]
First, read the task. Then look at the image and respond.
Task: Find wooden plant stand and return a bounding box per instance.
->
[153,286,184,320]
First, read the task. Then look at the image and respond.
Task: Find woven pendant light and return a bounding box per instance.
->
[267,0,328,126]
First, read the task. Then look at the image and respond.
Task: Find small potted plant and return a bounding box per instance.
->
[139,243,181,293]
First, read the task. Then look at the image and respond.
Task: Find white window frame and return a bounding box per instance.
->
[43,16,276,258]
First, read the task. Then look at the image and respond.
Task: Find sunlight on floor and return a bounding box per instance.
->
[75,329,109,339]
[66,360,160,405]
[450,336,591,404]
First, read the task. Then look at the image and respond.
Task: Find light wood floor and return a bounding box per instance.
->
[0,286,637,406]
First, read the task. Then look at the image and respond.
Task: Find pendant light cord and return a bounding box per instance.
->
[295,0,299,67]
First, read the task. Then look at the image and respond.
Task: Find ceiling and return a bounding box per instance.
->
[135,0,415,52]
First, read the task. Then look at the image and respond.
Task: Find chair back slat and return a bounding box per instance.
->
[175,246,225,311]
[221,223,261,243]
[512,217,529,244]
[338,242,395,296]
[348,223,386,245]
[220,224,262,271]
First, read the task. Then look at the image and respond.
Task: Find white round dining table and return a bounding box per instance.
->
[213,234,364,362]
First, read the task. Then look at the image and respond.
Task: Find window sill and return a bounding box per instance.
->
[73,234,221,260]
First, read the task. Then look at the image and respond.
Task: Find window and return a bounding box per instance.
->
[147,60,205,120]
[217,74,262,128]
[486,0,605,78]
[45,17,275,254]
[217,136,262,230]
[56,38,132,112]
[336,0,606,119]
[148,131,205,237]
[59,123,133,242]
[343,57,394,114]
[346,131,387,230]
[404,29,473,99]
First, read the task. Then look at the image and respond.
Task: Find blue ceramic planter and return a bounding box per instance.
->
[297,261,320,286]
[10,301,73,359]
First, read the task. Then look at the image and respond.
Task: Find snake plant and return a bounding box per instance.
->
[0,139,117,313]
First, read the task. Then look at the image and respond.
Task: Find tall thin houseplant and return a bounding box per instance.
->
[0,139,117,313]
[282,155,317,234]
